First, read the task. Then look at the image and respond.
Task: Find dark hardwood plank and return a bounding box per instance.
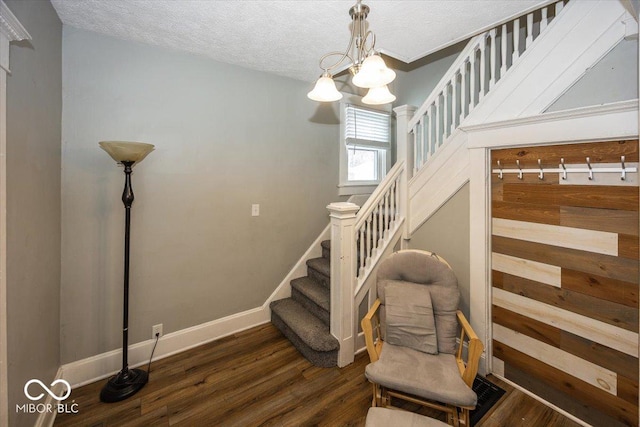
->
[492,200,560,225]
[502,183,639,211]
[494,271,638,332]
[619,234,640,260]
[560,206,639,236]
[491,140,639,164]
[561,269,638,308]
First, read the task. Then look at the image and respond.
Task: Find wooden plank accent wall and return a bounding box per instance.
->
[491,140,639,427]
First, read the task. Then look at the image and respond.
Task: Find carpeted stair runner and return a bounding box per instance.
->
[270,240,338,367]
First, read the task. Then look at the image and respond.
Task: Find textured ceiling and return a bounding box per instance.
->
[50,0,550,83]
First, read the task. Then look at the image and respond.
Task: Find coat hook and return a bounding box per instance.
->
[621,155,626,181]
[586,157,593,180]
[538,159,544,180]
[560,158,567,180]
[516,160,523,180]
[497,160,503,179]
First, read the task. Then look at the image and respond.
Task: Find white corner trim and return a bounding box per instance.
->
[33,367,64,427]
[0,1,30,41]
[61,307,270,388]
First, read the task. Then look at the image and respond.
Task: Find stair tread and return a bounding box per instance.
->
[291,277,330,312]
[270,299,338,352]
[306,257,330,277]
[321,240,330,251]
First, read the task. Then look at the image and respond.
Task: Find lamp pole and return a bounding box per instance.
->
[99,143,153,403]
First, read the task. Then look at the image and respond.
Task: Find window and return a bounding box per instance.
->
[339,96,392,195]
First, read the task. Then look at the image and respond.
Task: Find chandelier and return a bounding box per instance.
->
[307,0,396,105]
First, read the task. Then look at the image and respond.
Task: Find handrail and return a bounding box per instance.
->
[355,161,404,230]
[407,34,483,131]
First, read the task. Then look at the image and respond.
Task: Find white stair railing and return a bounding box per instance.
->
[408,0,567,176]
[327,161,406,367]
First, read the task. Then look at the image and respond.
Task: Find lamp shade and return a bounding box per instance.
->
[307,74,343,102]
[362,85,396,105]
[352,54,396,89]
[99,141,154,164]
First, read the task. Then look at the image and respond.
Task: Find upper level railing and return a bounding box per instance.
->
[408,0,567,176]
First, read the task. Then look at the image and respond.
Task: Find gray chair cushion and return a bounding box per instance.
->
[385,282,437,354]
[377,250,460,354]
[365,342,477,407]
[365,407,449,427]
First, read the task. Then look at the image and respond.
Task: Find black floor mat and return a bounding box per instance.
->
[470,375,506,426]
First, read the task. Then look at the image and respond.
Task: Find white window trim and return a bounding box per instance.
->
[338,93,392,196]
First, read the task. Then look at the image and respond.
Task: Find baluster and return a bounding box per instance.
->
[451,73,457,134]
[435,95,441,147]
[384,189,390,237]
[555,1,564,15]
[365,218,371,265]
[489,28,497,89]
[394,178,400,222]
[373,206,379,252]
[479,36,486,100]
[470,49,476,111]
[415,122,422,170]
[359,227,365,274]
[525,13,533,49]
[513,17,520,61]
[377,200,384,246]
[540,7,548,32]
[443,84,449,139]
[411,128,417,175]
[460,60,467,122]
[427,106,434,155]
[500,23,508,77]
[420,117,426,166]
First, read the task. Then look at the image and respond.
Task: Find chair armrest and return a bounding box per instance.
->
[361,299,383,363]
[456,310,484,388]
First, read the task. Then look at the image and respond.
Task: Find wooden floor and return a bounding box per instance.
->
[55,323,582,427]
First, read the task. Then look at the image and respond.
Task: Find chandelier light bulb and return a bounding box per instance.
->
[307,73,343,102]
[352,54,396,89]
[362,85,396,105]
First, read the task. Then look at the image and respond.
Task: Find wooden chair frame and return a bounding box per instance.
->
[362,299,484,427]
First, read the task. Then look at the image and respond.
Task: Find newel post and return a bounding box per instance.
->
[326,202,360,367]
[394,105,417,244]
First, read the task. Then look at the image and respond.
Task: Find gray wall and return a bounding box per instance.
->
[5,1,62,426]
[547,38,638,112]
[61,27,341,363]
[408,184,470,319]
[393,41,467,109]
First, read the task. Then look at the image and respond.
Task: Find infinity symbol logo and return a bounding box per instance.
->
[24,379,72,401]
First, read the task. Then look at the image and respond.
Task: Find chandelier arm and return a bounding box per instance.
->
[317,9,360,73]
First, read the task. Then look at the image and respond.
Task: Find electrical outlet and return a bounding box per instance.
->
[152,324,163,339]
[251,204,260,216]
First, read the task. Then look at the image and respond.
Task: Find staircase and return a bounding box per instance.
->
[270,240,339,367]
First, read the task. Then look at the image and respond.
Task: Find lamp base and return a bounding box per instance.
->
[100,368,148,403]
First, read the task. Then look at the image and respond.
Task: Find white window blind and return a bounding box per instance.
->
[345,104,391,149]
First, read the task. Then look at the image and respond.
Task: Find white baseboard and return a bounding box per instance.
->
[61,306,270,388]
[61,223,332,389]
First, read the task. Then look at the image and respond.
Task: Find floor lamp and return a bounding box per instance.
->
[99,141,155,403]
